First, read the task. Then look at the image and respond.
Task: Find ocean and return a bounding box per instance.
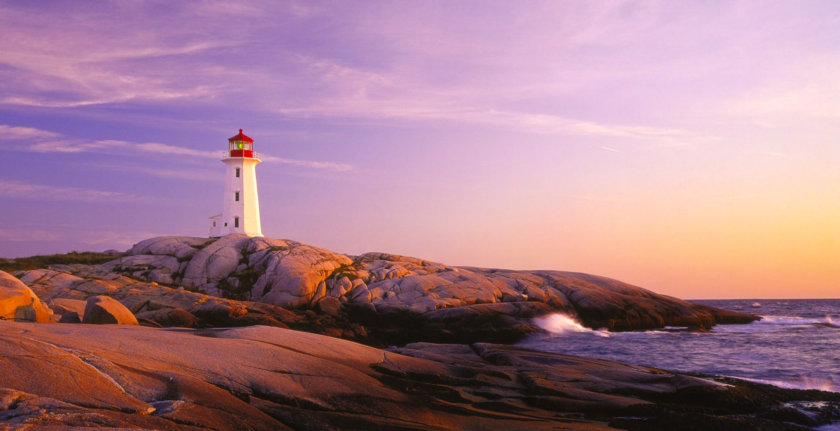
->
[519,299,840,393]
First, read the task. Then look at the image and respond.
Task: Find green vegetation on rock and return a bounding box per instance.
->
[0,251,120,272]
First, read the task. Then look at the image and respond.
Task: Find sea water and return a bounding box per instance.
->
[519,299,840,393]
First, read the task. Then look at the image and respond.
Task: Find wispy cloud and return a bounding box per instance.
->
[117,140,355,171]
[0,227,163,250]
[724,67,840,121]
[0,3,241,108]
[28,139,127,153]
[73,230,165,248]
[264,156,353,172]
[0,125,61,140]
[116,141,220,158]
[0,179,150,203]
[89,161,218,182]
[474,110,700,141]
[0,124,353,172]
[277,101,710,144]
[600,146,621,153]
[0,1,714,145]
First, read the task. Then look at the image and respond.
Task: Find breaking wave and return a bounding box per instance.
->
[733,375,840,393]
[522,300,840,394]
[533,313,611,337]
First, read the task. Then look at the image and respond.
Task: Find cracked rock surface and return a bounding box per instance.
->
[0,271,53,323]
[83,235,758,342]
[4,320,836,430]
[6,234,760,345]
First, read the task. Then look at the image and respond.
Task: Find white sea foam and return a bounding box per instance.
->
[714,314,839,333]
[731,375,840,393]
[533,313,611,337]
[526,300,840,410]
[761,315,826,325]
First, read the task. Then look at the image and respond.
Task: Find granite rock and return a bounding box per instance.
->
[49,298,86,323]
[82,295,139,325]
[136,307,198,328]
[10,234,759,344]
[14,266,317,333]
[0,271,52,323]
[0,320,835,430]
[95,235,758,339]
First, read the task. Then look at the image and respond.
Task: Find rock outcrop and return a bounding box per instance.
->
[82,295,139,325]
[0,271,52,323]
[96,235,758,340]
[3,233,758,344]
[1,320,836,430]
[15,267,305,329]
[50,298,86,323]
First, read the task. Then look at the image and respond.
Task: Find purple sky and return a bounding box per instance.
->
[1,1,839,298]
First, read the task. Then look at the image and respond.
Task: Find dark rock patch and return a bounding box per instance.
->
[83,295,138,325]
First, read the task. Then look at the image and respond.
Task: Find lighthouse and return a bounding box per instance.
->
[209,129,263,237]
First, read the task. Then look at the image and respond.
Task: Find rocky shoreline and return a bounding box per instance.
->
[4,234,837,429]
[10,234,759,345]
[1,320,838,430]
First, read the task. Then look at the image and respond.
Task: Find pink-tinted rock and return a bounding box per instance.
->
[136,307,198,327]
[49,298,87,323]
[0,320,821,430]
[19,234,758,343]
[82,295,138,325]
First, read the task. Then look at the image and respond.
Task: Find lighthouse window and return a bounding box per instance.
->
[234,217,239,228]
[235,168,240,178]
[237,142,244,149]
[235,191,240,202]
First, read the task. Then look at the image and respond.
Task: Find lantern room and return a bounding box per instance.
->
[228,128,255,158]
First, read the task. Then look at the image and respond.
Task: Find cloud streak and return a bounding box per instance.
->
[0,227,162,250]
[0,1,716,145]
[0,125,354,172]
[0,179,150,203]
[109,140,355,172]
[89,161,218,182]
[0,3,234,107]
[0,125,61,140]
[277,101,710,145]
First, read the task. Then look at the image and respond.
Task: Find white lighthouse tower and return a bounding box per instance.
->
[209,129,263,237]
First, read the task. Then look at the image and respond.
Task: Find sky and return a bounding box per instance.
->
[1,1,839,299]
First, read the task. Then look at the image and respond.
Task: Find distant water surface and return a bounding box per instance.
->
[519,299,840,393]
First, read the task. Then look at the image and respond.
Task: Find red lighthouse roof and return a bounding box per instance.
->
[228,128,254,143]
